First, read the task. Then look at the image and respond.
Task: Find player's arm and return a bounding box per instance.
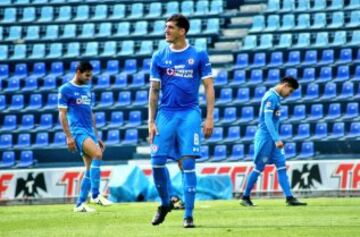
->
[59,108,76,152]
[148,81,160,144]
[91,112,105,151]
[202,77,214,139]
[264,98,283,148]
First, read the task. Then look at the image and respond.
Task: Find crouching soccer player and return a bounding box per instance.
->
[58,61,112,212]
[241,76,307,207]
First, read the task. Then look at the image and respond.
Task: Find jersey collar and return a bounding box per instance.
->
[70,78,88,88]
[169,44,190,53]
[271,88,282,99]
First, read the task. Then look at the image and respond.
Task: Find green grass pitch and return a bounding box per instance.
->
[1,198,359,237]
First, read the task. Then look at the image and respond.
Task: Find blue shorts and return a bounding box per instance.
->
[253,134,286,170]
[73,128,98,157]
[151,108,201,160]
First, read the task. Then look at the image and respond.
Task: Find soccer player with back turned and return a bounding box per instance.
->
[58,62,112,212]
[148,14,215,228]
[241,76,307,207]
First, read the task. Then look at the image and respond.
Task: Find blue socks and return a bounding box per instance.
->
[76,170,91,207]
[182,158,196,219]
[277,168,293,197]
[90,159,101,199]
[243,169,261,197]
[152,157,170,207]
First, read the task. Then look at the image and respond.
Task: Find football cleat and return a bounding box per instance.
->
[183,217,195,228]
[73,203,96,213]
[286,197,307,206]
[171,196,185,210]
[240,196,256,207]
[151,205,172,226]
[90,195,113,206]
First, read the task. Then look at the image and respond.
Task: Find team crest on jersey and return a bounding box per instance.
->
[187,58,194,65]
[166,68,176,76]
[275,110,281,116]
[151,144,158,153]
[266,101,272,108]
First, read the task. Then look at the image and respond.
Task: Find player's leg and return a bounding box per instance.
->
[241,138,270,206]
[150,111,177,225]
[176,109,201,228]
[273,149,307,206]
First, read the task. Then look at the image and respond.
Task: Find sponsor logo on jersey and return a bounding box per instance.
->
[76,95,91,105]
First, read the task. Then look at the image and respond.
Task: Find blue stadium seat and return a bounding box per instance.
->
[353,66,360,82]
[83,42,99,57]
[329,12,344,28]
[4,78,20,92]
[294,33,310,48]
[252,53,266,68]
[280,124,293,140]
[327,122,345,140]
[280,105,289,121]
[228,144,245,162]
[307,104,323,121]
[43,93,58,110]
[207,127,223,143]
[21,7,35,22]
[18,114,34,131]
[2,8,16,23]
[110,4,125,20]
[312,13,326,29]
[113,74,127,88]
[119,41,134,56]
[244,144,254,161]
[195,0,209,15]
[104,60,119,75]
[129,3,144,18]
[242,35,257,50]
[252,86,266,103]
[347,0,360,9]
[133,90,148,106]
[51,132,66,147]
[314,32,329,47]
[266,15,280,31]
[181,0,194,16]
[281,15,295,30]
[138,41,153,55]
[224,126,241,143]
[293,123,310,141]
[0,45,7,61]
[333,31,347,46]
[258,34,273,49]
[238,106,254,124]
[64,42,80,58]
[133,21,148,36]
[165,2,180,17]
[269,52,283,67]
[296,14,310,29]
[97,92,114,108]
[212,145,227,162]
[213,107,219,123]
[15,133,31,148]
[151,20,164,35]
[130,73,145,87]
[289,104,306,122]
[320,82,337,101]
[285,68,298,79]
[80,23,95,38]
[242,125,257,142]
[210,0,223,14]
[297,0,310,11]
[126,111,142,127]
[214,70,228,86]
[297,142,314,159]
[346,122,360,139]
[25,94,42,111]
[17,151,34,168]
[38,6,53,22]
[0,95,5,111]
[318,66,332,83]
[343,102,359,120]
[338,82,354,100]
[250,15,265,32]
[37,114,53,131]
[47,43,63,59]
[197,145,210,162]
[303,50,317,65]
[0,151,15,168]
[312,123,328,140]
[93,4,108,20]
[56,6,71,21]
[108,111,124,128]
[94,75,110,90]
[348,10,360,27]
[123,59,137,74]
[101,41,117,57]
[299,68,315,84]
[95,112,106,128]
[30,62,46,79]
[204,18,220,34]
[74,5,89,21]
[329,0,344,10]
[97,23,112,37]
[284,142,296,160]
[106,129,120,145]
[146,2,162,18]
[0,65,9,80]
[8,94,24,111]
[265,69,280,86]
[235,53,249,69]
[221,107,237,124]
[29,44,46,59]
[286,51,300,66]
[61,24,76,39]
[25,26,40,40]
[0,134,12,149]
[313,0,326,10]
[230,70,246,86]
[194,38,207,50]
[188,19,202,35]
[338,49,352,64]
[266,0,280,12]
[216,88,233,105]
[349,30,360,46]
[122,129,138,145]
[1,115,17,131]
[303,84,319,101]
[11,44,27,60]
[116,91,131,107]
[41,76,57,91]
[33,132,49,147]
[324,103,341,121]
[319,50,334,65]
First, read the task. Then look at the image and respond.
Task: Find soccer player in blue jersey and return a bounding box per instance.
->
[148,14,214,228]
[241,76,307,207]
[58,62,112,212]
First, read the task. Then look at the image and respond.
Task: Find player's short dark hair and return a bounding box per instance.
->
[166,14,190,34]
[76,61,93,73]
[280,76,299,89]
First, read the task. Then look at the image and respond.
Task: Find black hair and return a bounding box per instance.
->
[76,61,93,73]
[280,76,299,89]
[166,14,190,34]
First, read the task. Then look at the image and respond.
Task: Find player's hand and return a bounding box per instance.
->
[203,118,214,139]
[98,140,106,152]
[276,140,284,149]
[148,121,159,144]
[66,137,76,152]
